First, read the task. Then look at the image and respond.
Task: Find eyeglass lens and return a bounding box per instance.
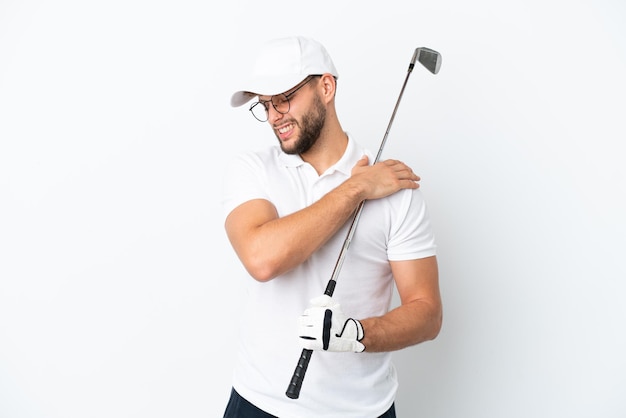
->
[250,94,289,122]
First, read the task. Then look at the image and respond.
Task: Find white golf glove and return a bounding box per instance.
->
[298,294,365,353]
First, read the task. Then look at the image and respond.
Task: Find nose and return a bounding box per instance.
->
[267,105,284,123]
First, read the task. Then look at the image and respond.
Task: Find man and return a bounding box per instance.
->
[222,36,442,418]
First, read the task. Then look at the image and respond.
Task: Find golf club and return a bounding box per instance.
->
[285,46,442,400]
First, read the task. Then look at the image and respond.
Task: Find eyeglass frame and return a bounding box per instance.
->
[248,75,318,122]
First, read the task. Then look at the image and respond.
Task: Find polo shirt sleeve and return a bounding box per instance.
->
[221,151,271,221]
[387,189,437,261]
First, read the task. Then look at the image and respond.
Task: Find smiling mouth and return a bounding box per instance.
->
[277,123,294,135]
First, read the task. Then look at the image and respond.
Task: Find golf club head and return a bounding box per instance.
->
[411,47,442,74]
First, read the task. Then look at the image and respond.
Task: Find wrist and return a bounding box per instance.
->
[357,317,376,352]
[353,318,366,353]
[336,178,367,205]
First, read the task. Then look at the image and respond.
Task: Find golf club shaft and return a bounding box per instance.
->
[285,51,421,400]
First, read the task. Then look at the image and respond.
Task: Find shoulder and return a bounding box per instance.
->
[383,187,426,209]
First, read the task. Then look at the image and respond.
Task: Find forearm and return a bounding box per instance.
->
[359,299,443,352]
[226,180,366,281]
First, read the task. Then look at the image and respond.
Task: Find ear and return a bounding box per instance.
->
[318,73,336,103]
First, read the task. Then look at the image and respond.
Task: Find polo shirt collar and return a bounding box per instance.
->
[278,133,359,176]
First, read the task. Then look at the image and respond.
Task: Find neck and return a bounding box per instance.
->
[300,122,348,175]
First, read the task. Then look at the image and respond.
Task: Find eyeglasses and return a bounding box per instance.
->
[248,76,315,122]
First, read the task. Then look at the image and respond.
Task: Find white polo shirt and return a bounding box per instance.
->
[221,134,436,418]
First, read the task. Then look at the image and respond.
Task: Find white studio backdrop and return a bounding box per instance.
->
[1,1,625,417]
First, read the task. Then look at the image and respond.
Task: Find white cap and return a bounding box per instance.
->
[230,36,339,107]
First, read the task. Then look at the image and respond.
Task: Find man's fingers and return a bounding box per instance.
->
[381,160,420,180]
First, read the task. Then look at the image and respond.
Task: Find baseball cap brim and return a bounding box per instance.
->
[230,74,308,108]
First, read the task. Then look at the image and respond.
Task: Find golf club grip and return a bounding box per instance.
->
[284,278,336,399]
[285,348,313,399]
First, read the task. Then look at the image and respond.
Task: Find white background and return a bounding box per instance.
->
[1,1,625,417]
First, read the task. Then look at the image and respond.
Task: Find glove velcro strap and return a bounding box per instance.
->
[353,318,365,342]
[335,318,366,352]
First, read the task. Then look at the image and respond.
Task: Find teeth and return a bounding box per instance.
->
[278,124,292,134]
